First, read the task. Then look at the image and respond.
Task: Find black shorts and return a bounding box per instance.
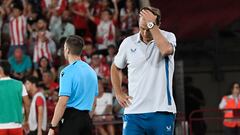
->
[59,108,92,135]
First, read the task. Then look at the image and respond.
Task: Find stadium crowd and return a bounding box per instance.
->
[0,0,140,134]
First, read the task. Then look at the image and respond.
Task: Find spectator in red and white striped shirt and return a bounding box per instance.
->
[8,3,27,57]
[33,30,56,68]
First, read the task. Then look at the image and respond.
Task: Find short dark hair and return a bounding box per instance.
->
[12,2,24,11]
[0,60,11,76]
[43,70,53,79]
[65,35,84,56]
[25,76,39,85]
[140,7,161,25]
[230,82,240,91]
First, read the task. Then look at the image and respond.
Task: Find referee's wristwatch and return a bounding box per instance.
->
[49,123,58,130]
[147,22,155,29]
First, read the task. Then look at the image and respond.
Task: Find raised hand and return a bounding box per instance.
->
[140,9,157,23]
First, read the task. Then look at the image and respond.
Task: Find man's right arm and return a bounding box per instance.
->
[111,64,132,108]
[111,64,122,96]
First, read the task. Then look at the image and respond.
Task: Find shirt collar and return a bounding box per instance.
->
[0,77,11,80]
[136,32,155,45]
[136,32,141,43]
[71,60,81,65]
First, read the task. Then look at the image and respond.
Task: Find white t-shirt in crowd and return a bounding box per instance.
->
[95,92,113,115]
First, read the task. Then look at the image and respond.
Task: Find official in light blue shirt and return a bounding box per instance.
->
[59,60,98,111]
[48,35,98,135]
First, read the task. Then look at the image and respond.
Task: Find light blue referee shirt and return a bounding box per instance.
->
[59,60,98,111]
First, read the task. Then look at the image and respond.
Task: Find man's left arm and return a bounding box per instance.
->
[141,10,174,57]
[150,26,174,57]
[37,105,43,135]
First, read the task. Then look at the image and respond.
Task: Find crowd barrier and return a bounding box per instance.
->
[189,108,240,135]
